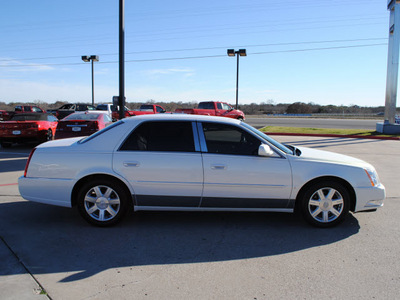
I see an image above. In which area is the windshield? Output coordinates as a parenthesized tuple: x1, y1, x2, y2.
(241, 122, 293, 154)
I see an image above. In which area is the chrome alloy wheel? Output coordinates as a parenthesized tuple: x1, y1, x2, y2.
(83, 185, 121, 222)
(308, 187, 344, 223)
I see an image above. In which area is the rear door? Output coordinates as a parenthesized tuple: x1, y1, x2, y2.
(113, 120, 203, 208)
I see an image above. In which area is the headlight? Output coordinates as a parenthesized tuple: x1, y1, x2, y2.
(364, 168, 380, 187)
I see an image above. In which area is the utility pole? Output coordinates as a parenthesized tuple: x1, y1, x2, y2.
(118, 0, 125, 119)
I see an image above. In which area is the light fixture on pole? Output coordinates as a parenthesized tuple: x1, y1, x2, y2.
(227, 49, 246, 109)
(81, 55, 99, 106)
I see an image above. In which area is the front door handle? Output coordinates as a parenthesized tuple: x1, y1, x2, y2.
(211, 164, 227, 170)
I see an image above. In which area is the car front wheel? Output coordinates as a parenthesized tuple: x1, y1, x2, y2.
(300, 181, 350, 227)
(77, 179, 131, 226)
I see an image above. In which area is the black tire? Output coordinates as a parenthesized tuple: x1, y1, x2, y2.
(77, 178, 132, 226)
(46, 129, 53, 141)
(300, 180, 350, 228)
(237, 117, 244, 121)
(0, 141, 12, 148)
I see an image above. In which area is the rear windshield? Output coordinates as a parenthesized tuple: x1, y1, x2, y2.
(64, 113, 101, 121)
(79, 120, 124, 144)
(198, 102, 214, 109)
(12, 114, 47, 121)
(139, 105, 153, 111)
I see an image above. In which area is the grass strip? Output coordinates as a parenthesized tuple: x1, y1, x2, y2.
(259, 126, 400, 138)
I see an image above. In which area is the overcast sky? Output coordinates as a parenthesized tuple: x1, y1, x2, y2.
(0, 0, 390, 107)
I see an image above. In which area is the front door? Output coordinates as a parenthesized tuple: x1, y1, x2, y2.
(199, 122, 292, 209)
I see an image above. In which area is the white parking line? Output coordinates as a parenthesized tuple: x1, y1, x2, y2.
(0, 157, 28, 162)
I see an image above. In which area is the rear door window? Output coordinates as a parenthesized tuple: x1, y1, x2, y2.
(120, 121, 195, 152)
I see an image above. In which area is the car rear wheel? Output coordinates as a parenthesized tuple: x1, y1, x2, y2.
(77, 179, 131, 226)
(300, 181, 350, 227)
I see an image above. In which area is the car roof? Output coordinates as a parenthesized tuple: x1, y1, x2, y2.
(121, 113, 241, 124)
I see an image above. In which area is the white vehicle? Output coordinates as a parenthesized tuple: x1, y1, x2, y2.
(18, 114, 385, 227)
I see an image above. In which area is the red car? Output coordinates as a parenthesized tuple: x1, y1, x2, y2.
(55, 111, 113, 139)
(0, 113, 58, 148)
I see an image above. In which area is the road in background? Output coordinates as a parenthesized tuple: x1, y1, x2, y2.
(246, 117, 381, 130)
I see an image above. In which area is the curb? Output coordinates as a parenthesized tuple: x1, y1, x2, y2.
(262, 132, 400, 141)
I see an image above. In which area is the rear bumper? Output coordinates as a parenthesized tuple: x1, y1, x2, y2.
(18, 176, 73, 207)
(0, 132, 45, 144)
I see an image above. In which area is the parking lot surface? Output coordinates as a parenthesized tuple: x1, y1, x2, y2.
(0, 136, 399, 299)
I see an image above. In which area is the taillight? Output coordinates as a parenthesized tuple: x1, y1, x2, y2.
(24, 148, 36, 177)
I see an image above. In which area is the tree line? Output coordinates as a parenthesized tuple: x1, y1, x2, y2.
(0, 100, 397, 115)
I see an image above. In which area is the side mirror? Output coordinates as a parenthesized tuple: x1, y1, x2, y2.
(258, 144, 275, 157)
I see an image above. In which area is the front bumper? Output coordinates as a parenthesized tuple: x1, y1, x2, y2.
(354, 183, 385, 212)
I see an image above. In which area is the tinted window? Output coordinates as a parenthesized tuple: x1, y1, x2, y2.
(120, 121, 195, 152)
(104, 114, 112, 122)
(198, 102, 214, 109)
(222, 103, 232, 110)
(140, 105, 153, 111)
(202, 122, 261, 156)
(96, 104, 107, 111)
(61, 104, 74, 109)
(217, 103, 222, 109)
(47, 115, 58, 122)
(32, 106, 42, 112)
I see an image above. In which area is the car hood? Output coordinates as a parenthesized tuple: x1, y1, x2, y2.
(294, 146, 372, 168)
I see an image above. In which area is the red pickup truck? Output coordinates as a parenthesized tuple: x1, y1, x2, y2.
(0, 105, 46, 121)
(130, 104, 167, 116)
(175, 101, 245, 120)
(97, 104, 167, 120)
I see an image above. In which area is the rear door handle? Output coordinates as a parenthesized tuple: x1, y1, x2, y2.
(211, 164, 227, 170)
(123, 161, 140, 167)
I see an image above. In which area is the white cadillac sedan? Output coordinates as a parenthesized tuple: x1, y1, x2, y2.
(19, 114, 385, 227)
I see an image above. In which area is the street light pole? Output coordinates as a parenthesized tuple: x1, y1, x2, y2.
(81, 55, 99, 106)
(227, 49, 246, 109)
